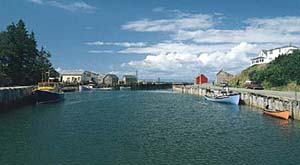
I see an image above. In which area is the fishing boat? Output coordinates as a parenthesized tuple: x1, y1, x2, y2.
(32, 80, 64, 104)
(120, 86, 131, 91)
(263, 110, 289, 120)
(204, 93, 240, 105)
(79, 85, 94, 91)
(99, 87, 113, 91)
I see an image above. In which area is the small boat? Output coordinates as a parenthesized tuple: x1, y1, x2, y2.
(120, 86, 131, 91)
(79, 85, 94, 91)
(32, 81, 64, 104)
(263, 110, 289, 120)
(204, 93, 240, 105)
(99, 87, 113, 91)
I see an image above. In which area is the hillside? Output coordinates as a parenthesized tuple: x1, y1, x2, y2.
(229, 50, 300, 90)
(229, 64, 267, 87)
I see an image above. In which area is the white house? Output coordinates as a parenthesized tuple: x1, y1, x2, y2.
(60, 70, 98, 84)
(251, 45, 298, 65)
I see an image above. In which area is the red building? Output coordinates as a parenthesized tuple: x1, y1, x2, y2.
(195, 74, 208, 84)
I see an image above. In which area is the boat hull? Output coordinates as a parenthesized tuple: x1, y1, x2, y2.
(263, 110, 289, 120)
(33, 90, 64, 104)
(99, 87, 113, 91)
(120, 86, 131, 91)
(79, 85, 93, 91)
(204, 94, 240, 105)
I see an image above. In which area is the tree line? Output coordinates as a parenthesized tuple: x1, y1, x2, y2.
(0, 20, 58, 86)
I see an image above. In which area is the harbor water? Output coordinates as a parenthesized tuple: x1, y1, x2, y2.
(1, 90, 300, 164)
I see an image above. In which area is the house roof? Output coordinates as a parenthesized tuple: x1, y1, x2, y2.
(251, 56, 265, 60)
(60, 70, 85, 75)
(267, 45, 298, 51)
(104, 74, 119, 79)
(123, 75, 137, 79)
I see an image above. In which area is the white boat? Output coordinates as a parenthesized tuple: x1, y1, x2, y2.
(204, 93, 240, 105)
(120, 86, 131, 91)
(99, 87, 113, 91)
(79, 85, 94, 91)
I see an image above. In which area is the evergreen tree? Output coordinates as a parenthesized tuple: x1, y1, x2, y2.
(0, 19, 58, 86)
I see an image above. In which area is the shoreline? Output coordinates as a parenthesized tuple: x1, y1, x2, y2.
(173, 84, 300, 120)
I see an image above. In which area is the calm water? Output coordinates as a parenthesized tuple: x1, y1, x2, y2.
(1, 90, 300, 164)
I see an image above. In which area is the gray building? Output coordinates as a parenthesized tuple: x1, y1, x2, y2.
(103, 74, 119, 87)
(98, 74, 105, 85)
(123, 75, 137, 85)
(60, 70, 98, 84)
(216, 69, 234, 85)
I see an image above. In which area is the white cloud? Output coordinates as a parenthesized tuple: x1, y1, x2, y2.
(29, 0, 97, 12)
(152, 7, 165, 12)
(48, 1, 96, 12)
(125, 42, 257, 80)
(175, 16, 300, 44)
(122, 13, 214, 32)
(28, 0, 43, 4)
(97, 10, 300, 80)
(86, 41, 147, 47)
(119, 42, 236, 54)
(88, 50, 114, 54)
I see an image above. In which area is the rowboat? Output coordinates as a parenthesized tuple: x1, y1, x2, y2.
(263, 110, 289, 120)
(204, 93, 240, 105)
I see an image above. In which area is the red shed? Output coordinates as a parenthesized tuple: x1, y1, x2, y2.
(195, 74, 208, 84)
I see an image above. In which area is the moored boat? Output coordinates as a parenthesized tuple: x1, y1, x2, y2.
(263, 110, 289, 120)
(79, 85, 94, 91)
(99, 87, 113, 91)
(120, 86, 131, 91)
(33, 81, 64, 104)
(204, 93, 240, 105)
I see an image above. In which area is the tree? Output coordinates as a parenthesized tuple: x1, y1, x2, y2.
(0, 19, 58, 86)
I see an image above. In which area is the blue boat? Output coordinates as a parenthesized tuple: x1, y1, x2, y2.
(204, 93, 240, 105)
(33, 82, 64, 104)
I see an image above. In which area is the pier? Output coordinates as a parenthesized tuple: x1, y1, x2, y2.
(173, 84, 300, 120)
(0, 86, 35, 111)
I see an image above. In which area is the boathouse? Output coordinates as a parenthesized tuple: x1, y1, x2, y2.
(195, 74, 208, 85)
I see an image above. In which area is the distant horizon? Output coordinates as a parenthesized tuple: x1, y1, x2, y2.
(1, 0, 300, 81)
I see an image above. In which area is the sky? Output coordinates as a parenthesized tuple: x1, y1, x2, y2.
(1, 0, 300, 81)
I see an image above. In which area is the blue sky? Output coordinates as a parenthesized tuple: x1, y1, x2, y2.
(1, 0, 300, 81)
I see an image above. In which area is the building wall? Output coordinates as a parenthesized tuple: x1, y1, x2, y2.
(98, 74, 105, 84)
(195, 74, 208, 85)
(123, 77, 137, 85)
(61, 75, 82, 83)
(103, 75, 118, 86)
(216, 71, 233, 85)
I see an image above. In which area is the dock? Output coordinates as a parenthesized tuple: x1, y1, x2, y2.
(0, 86, 35, 111)
(173, 84, 300, 120)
